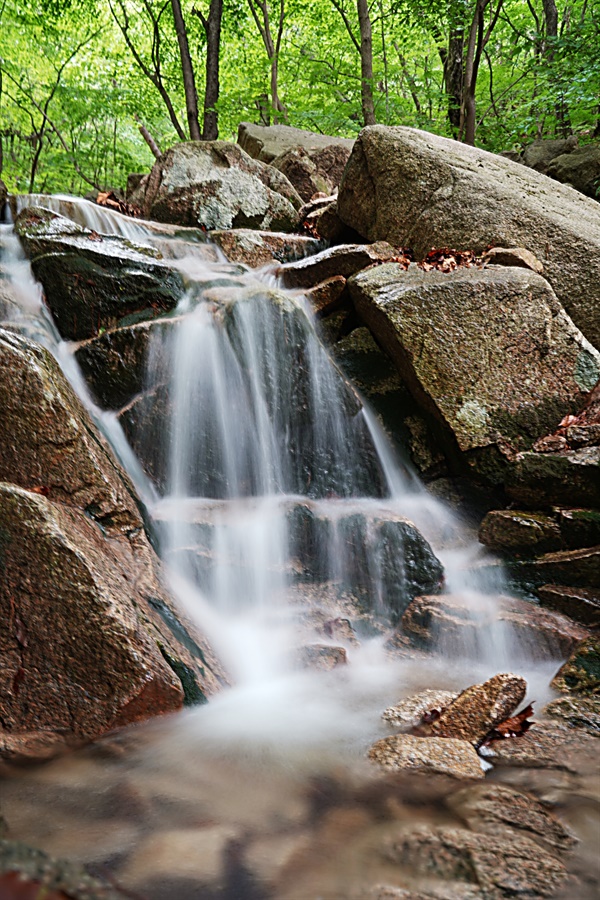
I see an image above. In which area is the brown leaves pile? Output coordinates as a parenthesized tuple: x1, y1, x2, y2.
(417, 247, 478, 272)
(96, 191, 142, 219)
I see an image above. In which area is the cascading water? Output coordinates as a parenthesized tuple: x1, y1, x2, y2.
(1, 194, 559, 726)
(3, 193, 594, 900)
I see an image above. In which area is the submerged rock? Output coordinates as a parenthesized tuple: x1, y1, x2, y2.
(0, 839, 129, 899)
(139, 141, 302, 231)
(368, 735, 484, 780)
(296, 643, 348, 670)
(15, 207, 184, 340)
(447, 784, 576, 853)
(337, 125, 600, 347)
(383, 826, 567, 898)
(348, 262, 600, 483)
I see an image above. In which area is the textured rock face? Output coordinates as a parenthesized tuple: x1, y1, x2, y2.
(210, 229, 320, 267)
(546, 143, 600, 200)
(383, 827, 567, 898)
(280, 242, 398, 289)
(271, 144, 353, 202)
(506, 447, 600, 508)
(537, 584, 600, 628)
(382, 690, 458, 730)
(0, 328, 223, 759)
(551, 636, 600, 695)
(367, 735, 484, 779)
(543, 694, 600, 734)
(237, 121, 354, 164)
(15, 207, 183, 341)
(140, 141, 302, 231)
(348, 263, 600, 482)
(337, 126, 600, 348)
(425, 673, 527, 745)
(401, 593, 588, 659)
(479, 510, 562, 554)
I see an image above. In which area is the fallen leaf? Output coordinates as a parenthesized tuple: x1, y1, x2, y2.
(481, 702, 535, 745)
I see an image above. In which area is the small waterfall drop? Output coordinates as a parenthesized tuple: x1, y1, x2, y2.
(1, 195, 560, 756)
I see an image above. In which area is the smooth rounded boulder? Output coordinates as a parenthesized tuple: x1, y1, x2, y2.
(338, 126, 600, 349)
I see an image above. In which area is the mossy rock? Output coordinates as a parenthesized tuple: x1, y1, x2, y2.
(551, 636, 600, 695)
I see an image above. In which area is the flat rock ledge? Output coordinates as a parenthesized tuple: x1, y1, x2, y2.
(368, 734, 484, 780)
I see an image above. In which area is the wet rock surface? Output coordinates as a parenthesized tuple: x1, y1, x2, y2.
(382, 826, 567, 898)
(296, 643, 348, 670)
(483, 720, 597, 772)
(551, 635, 600, 695)
(138, 141, 302, 231)
(279, 241, 398, 289)
(0, 327, 223, 759)
(382, 690, 459, 730)
(536, 584, 600, 628)
(15, 207, 184, 341)
(337, 125, 600, 348)
(210, 228, 320, 267)
(543, 695, 600, 735)
(348, 262, 600, 485)
(424, 673, 527, 745)
(400, 594, 588, 659)
(0, 839, 129, 899)
(368, 735, 484, 780)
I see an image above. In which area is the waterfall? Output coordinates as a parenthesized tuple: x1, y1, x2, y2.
(1, 195, 559, 755)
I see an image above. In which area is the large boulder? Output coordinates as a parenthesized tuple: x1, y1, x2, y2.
(348, 263, 600, 483)
(139, 141, 302, 231)
(546, 142, 600, 200)
(15, 207, 184, 341)
(337, 126, 600, 348)
(0, 328, 223, 759)
(521, 136, 579, 173)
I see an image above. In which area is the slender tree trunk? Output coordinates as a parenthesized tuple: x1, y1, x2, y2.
(357, 0, 375, 125)
(542, 0, 571, 136)
(445, 29, 464, 133)
(171, 0, 202, 140)
(202, 0, 223, 140)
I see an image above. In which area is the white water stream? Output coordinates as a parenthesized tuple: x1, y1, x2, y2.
(0, 195, 580, 899)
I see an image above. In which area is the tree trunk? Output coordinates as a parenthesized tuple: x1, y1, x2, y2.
(357, 0, 376, 125)
(171, 0, 202, 140)
(445, 28, 464, 133)
(202, 0, 223, 140)
(542, 0, 571, 136)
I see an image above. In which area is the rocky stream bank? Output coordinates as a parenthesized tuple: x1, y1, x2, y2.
(0, 123, 598, 898)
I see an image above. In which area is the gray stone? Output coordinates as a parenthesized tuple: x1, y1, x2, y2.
(536, 584, 600, 629)
(210, 228, 320, 267)
(348, 263, 599, 484)
(479, 510, 562, 554)
(368, 735, 484, 780)
(383, 826, 567, 898)
(337, 126, 600, 348)
(140, 141, 302, 232)
(425, 673, 527, 745)
(551, 636, 600, 695)
(237, 121, 354, 164)
(506, 447, 600, 509)
(543, 694, 600, 735)
(483, 720, 597, 772)
(15, 206, 183, 341)
(296, 643, 348, 670)
(382, 689, 458, 730)
(280, 241, 398, 290)
(482, 246, 544, 274)
(546, 143, 600, 200)
(401, 594, 588, 660)
(522, 136, 579, 173)
(447, 783, 577, 853)
(271, 143, 352, 201)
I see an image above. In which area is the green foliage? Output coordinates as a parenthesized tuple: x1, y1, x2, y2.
(0, 0, 598, 194)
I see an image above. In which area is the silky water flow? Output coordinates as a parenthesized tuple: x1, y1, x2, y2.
(0, 197, 576, 899)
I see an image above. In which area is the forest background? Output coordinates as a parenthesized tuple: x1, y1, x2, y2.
(1, 0, 598, 196)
